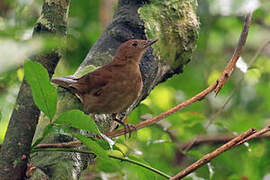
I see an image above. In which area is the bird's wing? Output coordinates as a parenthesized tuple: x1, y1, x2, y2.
(72, 68, 110, 94)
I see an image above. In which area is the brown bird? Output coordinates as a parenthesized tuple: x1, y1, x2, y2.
(52, 39, 158, 116)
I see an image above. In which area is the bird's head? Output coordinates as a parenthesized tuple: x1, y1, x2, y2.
(115, 38, 158, 63)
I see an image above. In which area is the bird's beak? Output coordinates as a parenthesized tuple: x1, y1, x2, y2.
(144, 38, 158, 48)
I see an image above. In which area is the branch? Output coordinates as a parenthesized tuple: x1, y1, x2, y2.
(34, 140, 82, 149)
(106, 12, 253, 138)
(236, 126, 270, 145)
(179, 132, 270, 150)
(170, 127, 270, 180)
(214, 12, 252, 94)
(0, 1, 70, 179)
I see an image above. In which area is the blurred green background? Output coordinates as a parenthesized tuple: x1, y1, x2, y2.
(1, 0, 270, 179)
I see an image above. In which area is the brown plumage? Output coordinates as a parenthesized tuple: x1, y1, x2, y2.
(52, 39, 158, 114)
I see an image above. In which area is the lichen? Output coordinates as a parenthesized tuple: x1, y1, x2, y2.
(46, 0, 69, 6)
(139, 0, 199, 69)
(89, 50, 114, 66)
(75, 51, 114, 77)
(37, 15, 53, 30)
(74, 65, 98, 78)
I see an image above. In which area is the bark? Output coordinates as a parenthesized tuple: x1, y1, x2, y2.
(30, 0, 199, 179)
(0, 0, 70, 180)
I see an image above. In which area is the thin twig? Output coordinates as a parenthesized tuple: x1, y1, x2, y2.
(236, 126, 270, 145)
(179, 132, 270, 150)
(170, 128, 256, 180)
(35, 141, 81, 149)
(31, 148, 172, 179)
(31, 147, 95, 155)
(248, 40, 270, 65)
(215, 12, 252, 94)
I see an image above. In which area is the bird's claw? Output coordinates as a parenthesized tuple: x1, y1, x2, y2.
(123, 123, 136, 139)
(112, 114, 136, 138)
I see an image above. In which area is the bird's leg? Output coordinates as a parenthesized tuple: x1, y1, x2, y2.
(112, 113, 136, 138)
(115, 119, 136, 139)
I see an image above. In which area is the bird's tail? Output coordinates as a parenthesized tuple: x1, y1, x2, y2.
(51, 76, 77, 89)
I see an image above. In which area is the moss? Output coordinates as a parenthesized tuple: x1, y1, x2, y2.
(139, 0, 199, 69)
(75, 51, 113, 77)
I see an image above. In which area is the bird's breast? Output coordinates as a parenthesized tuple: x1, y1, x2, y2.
(113, 68, 142, 97)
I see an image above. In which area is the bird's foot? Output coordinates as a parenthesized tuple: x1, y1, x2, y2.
(112, 116, 136, 138)
(123, 123, 136, 139)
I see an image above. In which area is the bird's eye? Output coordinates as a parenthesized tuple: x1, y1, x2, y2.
(132, 41, 138, 47)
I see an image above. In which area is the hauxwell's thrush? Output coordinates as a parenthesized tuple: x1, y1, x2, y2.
(52, 39, 158, 116)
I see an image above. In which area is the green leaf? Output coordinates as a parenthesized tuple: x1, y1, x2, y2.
(72, 133, 108, 159)
(92, 138, 112, 150)
(24, 61, 57, 119)
(54, 110, 100, 135)
(96, 156, 120, 173)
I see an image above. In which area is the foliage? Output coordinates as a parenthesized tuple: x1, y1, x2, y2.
(55, 110, 100, 134)
(24, 61, 57, 119)
(1, 0, 270, 180)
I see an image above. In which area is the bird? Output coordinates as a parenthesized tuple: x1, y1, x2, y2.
(51, 38, 158, 123)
